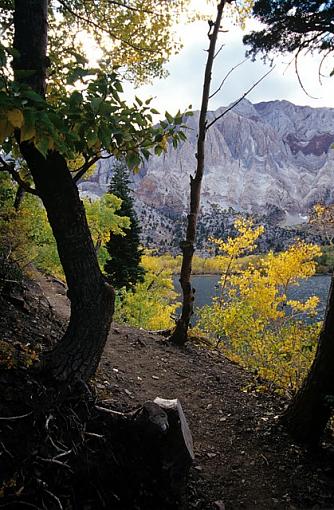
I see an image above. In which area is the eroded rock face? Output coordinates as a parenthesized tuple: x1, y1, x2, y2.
(78, 99, 334, 217)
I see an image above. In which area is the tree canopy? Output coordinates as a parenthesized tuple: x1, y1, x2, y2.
(243, 0, 334, 66)
(0, 0, 194, 85)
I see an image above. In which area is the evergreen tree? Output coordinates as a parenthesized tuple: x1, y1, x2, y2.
(243, 0, 334, 62)
(104, 161, 145, 290)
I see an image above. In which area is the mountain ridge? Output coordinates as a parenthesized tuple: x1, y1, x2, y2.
(78, 98, 334, 251)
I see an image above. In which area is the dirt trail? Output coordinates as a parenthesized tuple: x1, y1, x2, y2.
(2, 272, 334, 509)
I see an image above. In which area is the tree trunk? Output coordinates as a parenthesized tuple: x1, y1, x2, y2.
(170, 1, 226, 346)
(13, 0, 115, 383)
(282, 275, 334, 446)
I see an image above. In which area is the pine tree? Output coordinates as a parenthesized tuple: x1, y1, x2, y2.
(104, 161, 145, 290)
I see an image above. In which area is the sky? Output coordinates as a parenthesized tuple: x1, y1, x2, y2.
(123, 6, 334, 116)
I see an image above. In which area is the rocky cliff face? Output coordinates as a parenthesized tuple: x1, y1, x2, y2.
(78, 99, 334, 251)
(79, 99, 334, 216)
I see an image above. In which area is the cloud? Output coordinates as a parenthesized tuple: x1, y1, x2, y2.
(124, 18, 334, 115)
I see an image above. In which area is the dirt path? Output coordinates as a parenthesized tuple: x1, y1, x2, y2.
(2, 272, 334, 509)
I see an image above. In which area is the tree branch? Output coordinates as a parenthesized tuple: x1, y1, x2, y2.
(72, 155, 100, 183)
(57, 0, 156, 54)
(206, 66, 275, 131)
(209, 57, 249, 100)
(0, 156, 39, 196)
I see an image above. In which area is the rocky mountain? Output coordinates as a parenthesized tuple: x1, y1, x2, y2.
(78, 99, 334, 252)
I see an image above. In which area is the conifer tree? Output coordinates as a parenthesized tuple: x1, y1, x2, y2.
(104, 161, 145, 290)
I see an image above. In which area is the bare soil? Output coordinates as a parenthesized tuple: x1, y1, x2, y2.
(1, 271, 334, 509)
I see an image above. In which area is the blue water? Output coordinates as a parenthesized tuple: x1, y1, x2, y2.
(174, 274, 332, 322)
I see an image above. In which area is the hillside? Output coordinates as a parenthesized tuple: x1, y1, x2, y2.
(2, 272, 334, 509)
(78, 99, 334, 253)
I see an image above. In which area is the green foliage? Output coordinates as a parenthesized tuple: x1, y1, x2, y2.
(114, 254, 179, 330)
(197, 218, 323, 394)
(104, 160, 145, 290)
(0, 174, 129, 280)
(0, 68, 192, 167)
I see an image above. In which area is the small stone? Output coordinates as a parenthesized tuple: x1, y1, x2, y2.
(213, 501, 225, 510)
(152, 375, 159, 380)
(124, 389, 132, 396)
(113, 368, 119, 373)
(137, 376, 143, 381)
(194, 465, 202, 471)
(207, 452, 217, 458)
(206, 403, 213, 409)
(96, 383, 105, 389)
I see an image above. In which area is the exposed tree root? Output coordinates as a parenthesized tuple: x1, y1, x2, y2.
(0, 368, 192, 509)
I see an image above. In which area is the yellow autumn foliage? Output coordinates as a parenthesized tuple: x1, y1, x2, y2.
(198, 219, 322, 394)
(114, 254, 179, 331)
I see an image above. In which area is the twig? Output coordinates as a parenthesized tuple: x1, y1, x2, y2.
(209, 57, 249, 100)
(206, 66, 275, 130)
(43, 489, 63, 510)
(0, 441, 14, 458)
(36, 456, 73, 472)
(294, 48, 319, 100)
(0, 502, 43, 509)
(0, 156, 39, 196)
(0, 411, 32, 421)
(82, 431, 104, 439)
(95, 405, 125, 416)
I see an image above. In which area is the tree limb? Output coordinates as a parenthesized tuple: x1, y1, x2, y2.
(0, 156, 39, 196)
(209, 57, 249, 100)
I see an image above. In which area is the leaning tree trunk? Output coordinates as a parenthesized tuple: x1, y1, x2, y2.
(282, 275, 334, 446)
(13, 0, 114, 383)
(170, 0, 227, 346)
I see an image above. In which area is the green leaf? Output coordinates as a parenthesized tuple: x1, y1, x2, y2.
(126, 150, 141, 170)
(165, 111, 173, 124)
(69, 91, 83, 106)
(35, 135, 49, 158)
(141, 148, 150, 160)
(90, 97, 103, 114)
(86, 130, 98, 148)
(114, 81, 123, 93)
(135, 96, 143, 106)
(23, 90, 45, 103)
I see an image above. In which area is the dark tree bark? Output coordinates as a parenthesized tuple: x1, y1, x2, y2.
(170, 0, 227, 346)
(282, 275, 334, 446)
(12, 0, 114, 383)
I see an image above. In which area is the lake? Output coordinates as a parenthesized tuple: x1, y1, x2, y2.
(173, 274, 332, 322)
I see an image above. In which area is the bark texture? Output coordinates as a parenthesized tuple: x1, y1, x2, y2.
(170, 1, 226, 346)
(13, 0, 114, 383)
(282, 275, 334, 445)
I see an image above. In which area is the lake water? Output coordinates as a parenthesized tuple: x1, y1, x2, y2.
(174, 274, 332, 322)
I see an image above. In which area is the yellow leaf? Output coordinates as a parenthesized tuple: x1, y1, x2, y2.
(20, 124, 36, 142)
(7, 108, 24, 128)
(47, 137, 55, 150)
(0, 117, 14, 143)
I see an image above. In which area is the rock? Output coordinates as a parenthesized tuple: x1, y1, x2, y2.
(78, 99, 334, 254)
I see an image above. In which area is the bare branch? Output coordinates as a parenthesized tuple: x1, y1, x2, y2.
(294, 48, 319, 100)
(0, 411, 32, 420)
(206, 66, 275, 131)
(72, 156, 100, 183)
(209, 57, 249, 100)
